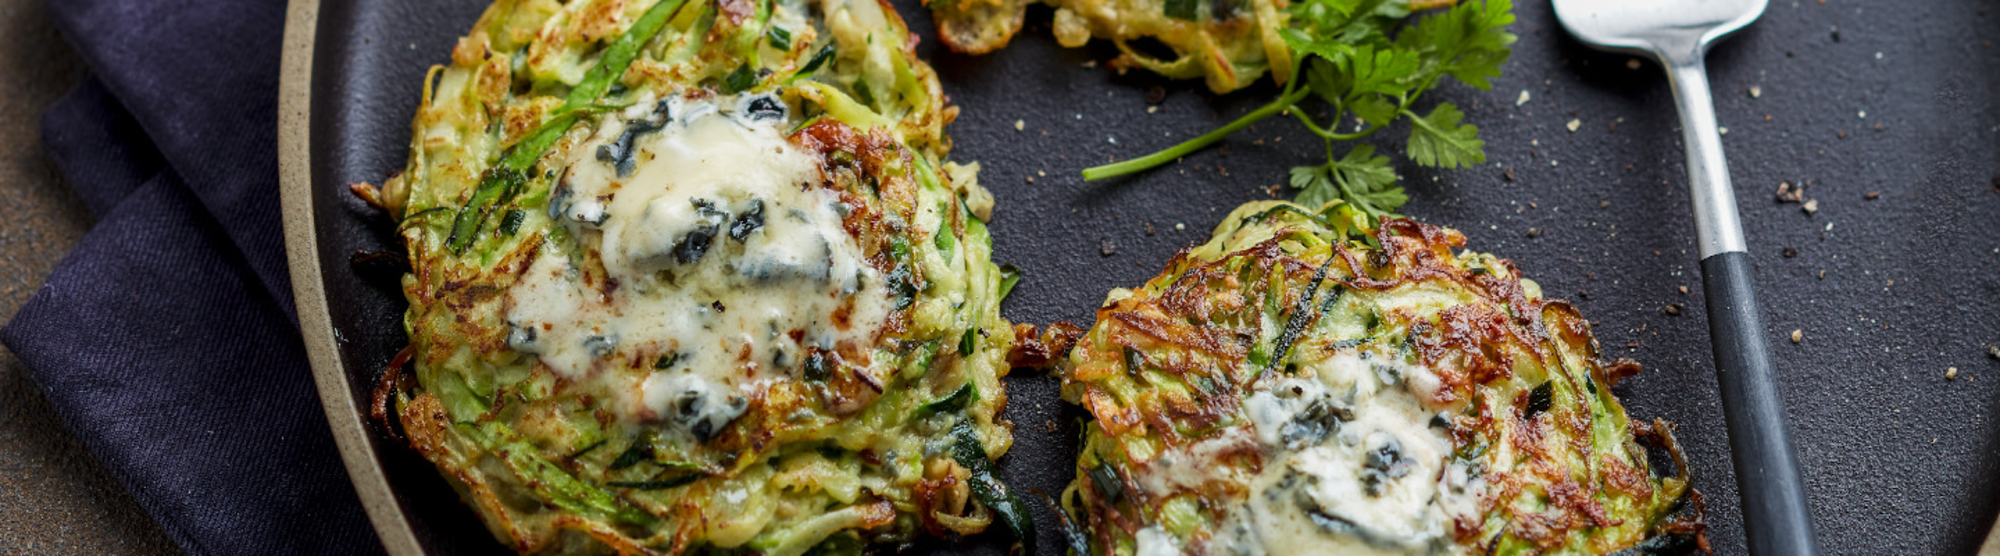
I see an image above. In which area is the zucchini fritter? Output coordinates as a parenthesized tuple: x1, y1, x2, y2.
(927, 0, 1298, 92)
(368, 0, 1022, 553)
(1057, 202, 1705, 555)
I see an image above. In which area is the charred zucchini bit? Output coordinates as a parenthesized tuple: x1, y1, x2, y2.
(610, 441, 654, 470)
(1525, 380, 1554, 418)
(567, 439, 608, 460)
(654, 352, 681, 369)
(958, 328, 979, 355)
(1087, 464, 1123, 504)
(949, 421, 1037, 554)
(997, 264, 1021, 301)
(915, 383, 979, 418)
(888, 265, 919, 310)
(787, 45, 835, 84)
(1036, 491, 1094, 556)
(1268, 257, 1344, 370)
(498, 209, 526, 235)
(1164, 0, 1199, 20)
(723, 63, 758, 94)
(728, 199, 766, 242)
(766, 26, 792, 50)
(850, 79, 877, 108)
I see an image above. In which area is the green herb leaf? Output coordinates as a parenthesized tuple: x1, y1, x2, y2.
(1085, 0, 1512, 220)
(1405, 102, 1485, 169)
(1164, 0, 1200, 21)
(1330, 145, 1402, 215)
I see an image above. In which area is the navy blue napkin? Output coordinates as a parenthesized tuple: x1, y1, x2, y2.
(2, 0, 382, 554)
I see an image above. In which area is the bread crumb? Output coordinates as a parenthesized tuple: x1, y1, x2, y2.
(1790, 329, 1803, 343)
(1947, 367, 1959, 380)
(1567, 119, 1581, 133)
(1749, 86, 1762, 98)
(1014, 119, 1025, 131)
(1516, 90, 1531, 106)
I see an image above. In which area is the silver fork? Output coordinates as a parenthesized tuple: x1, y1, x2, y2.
(1550, 0, 1818, 554)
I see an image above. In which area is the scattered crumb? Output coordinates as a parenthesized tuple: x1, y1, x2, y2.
(1858, 110, 1867, 119)
(1783, 246, 1798, 258)
(1718, 126, 1729, 135)
(1144, 222, 1156, 235)
(1662, 303, 1683, 316)
(1145, 85, 1167, 104)
(1516, 90, 1531, 106)
(1790, 329, 1803, 343)
(1147, 105, 1158, 114)
(1263, 184, 1283, 197)
(1099, 239, 1116, 257)
(1864, 191, 1880, 200)
(1749, 86, 1762, 98)
(1502, 168, 1516, 182)
(1802, 199, 1819, 214)
(1626, 58, 1641, 70)
(1818, 270, 1826, 279)
(1081, 60, 1097, 68)
(1838, 131, 1848, 139)
(1014, 119, 1025, 131)
(1566, 119, 1581, 133)
(1525, 227, 1542, 238)
(1038, 170, 1046, 177)
(1948, 367, 1959, 380)
(1678, 286, 1689, 295)
(1175, 223, 1186, 231)
(1025, 175, 1035, 183)
(1775, 181, 1804, 202)
(1988, 344, 2000, 360)
(1873, 123, 1884, 132)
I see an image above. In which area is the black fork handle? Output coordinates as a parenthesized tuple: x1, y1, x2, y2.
(1701, 251, 1819, 555)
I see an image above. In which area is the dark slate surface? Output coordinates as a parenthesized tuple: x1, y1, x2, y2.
(309, 0, 2000, 554)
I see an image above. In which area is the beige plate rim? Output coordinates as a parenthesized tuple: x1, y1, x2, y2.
(279, 0, 425, 553)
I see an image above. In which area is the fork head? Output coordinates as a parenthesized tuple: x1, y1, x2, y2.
(1551, 0, 1766, 63)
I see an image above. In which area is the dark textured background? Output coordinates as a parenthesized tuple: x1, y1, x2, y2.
(305, 0, 2000, 554)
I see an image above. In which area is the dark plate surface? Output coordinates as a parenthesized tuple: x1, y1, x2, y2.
(303, 0, 2000, 553)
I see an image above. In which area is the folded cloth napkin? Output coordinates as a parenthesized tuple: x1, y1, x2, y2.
(2, 0, 382, 554)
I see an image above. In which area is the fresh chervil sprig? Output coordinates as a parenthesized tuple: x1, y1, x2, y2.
(1081, 0, 1514, 223)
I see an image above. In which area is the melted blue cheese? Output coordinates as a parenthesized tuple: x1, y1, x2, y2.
(1139, 352, 1483, 555)
(505, 93, 892, 436)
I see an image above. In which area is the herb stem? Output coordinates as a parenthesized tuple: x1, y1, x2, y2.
(1082, 86, 1311, 181)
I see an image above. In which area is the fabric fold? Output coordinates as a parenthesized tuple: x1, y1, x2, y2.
(3, 0, 388, 553)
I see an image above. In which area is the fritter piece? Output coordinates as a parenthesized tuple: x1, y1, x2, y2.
(370, 0, 1022, 553)
(1056, 201, 1705, 555)
(928, 0, 1298, 93)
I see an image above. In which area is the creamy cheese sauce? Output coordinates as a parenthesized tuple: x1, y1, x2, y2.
(504, 92, 892, 438)
(1137, 352, 1483, 555)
